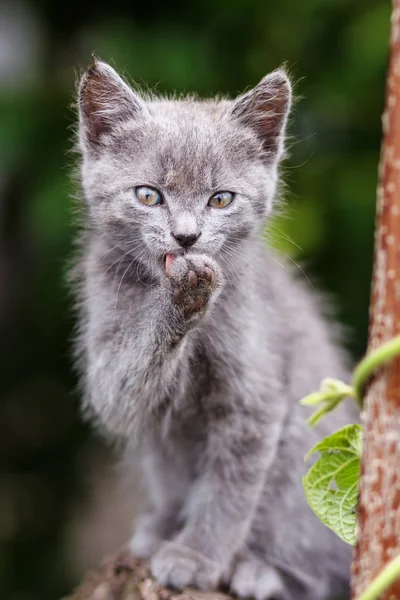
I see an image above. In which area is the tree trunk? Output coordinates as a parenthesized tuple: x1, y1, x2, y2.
(351, 1, 400, 597)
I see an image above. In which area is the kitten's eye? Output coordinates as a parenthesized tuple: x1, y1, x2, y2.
(208, 191, 234, 209)
(135, 186, 163, 206)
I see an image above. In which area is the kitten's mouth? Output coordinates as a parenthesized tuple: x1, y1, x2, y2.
(164, 253, 176, 273)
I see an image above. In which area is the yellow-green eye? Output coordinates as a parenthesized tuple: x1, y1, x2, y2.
(135, 186, 163, 206)
(208, 191, 234, 209)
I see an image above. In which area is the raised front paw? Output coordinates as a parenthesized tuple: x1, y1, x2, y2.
(151, 541, 221, 591)
(166, 254, 223, 320)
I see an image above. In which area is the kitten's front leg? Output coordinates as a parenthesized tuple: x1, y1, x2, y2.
(83, 253, 222, 437)
(151, 404, 283, 592)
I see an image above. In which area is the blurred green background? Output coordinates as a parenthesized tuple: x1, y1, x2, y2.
(0, 0, 389, 598)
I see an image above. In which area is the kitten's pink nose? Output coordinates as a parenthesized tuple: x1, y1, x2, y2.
(171, 232, 201, 249)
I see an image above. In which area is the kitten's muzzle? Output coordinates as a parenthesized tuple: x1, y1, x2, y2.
(170, 231, 201, 249)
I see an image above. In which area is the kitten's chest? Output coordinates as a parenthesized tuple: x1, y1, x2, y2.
(158, 352, 214, 447)
(161, 387, 207, 441)
(156, 401, 206, 479)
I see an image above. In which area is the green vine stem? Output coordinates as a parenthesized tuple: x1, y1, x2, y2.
(352, 334, 400, 407)
(356, 553, 400, 600)
(300, 335, 400, 425)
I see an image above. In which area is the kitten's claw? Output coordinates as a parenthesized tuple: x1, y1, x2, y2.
(188, 269, 198, 287)
(151, 541, 221, 591)
(204, 267, 213, 282)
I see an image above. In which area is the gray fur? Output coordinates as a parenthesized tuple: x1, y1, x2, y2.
(71, 59, 355, 600)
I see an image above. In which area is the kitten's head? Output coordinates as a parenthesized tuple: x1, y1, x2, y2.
(77, 59, 291, 276)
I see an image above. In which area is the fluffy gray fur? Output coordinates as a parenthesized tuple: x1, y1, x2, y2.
(72, 59, 356, 600)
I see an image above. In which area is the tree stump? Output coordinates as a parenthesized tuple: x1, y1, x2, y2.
(63, 550, 232, 600)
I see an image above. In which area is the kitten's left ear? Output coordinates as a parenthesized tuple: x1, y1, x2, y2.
(78, 59, 147, 149)
(230, 69, 292, 161)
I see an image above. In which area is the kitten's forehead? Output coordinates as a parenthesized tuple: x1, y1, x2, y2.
(152, 100, 241, 193)
(117, 99, 261, 195)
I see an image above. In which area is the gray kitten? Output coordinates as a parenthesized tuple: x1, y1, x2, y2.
(72, 59, 355, 600)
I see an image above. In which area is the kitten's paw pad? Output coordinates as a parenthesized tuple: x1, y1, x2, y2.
(230, 558, 287, 600)
(167, 255, 222, 319)
(151, 541, 221, 591)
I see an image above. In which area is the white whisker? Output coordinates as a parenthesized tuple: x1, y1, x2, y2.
(90, 243, 144, 294)
(265, 228, 303, 252)
(114, 257, 136, 309)
(272, 247, 314, 289)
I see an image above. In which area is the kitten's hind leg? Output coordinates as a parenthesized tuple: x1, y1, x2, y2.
(130, 509, 182, 559)
(129, 435, 189, 560)
(228, 551, 289, 600)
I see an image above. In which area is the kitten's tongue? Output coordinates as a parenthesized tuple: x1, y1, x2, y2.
(165, 253, 176, 273)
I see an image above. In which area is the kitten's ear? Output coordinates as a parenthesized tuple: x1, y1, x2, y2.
(78, 59, 146, 148)
(230, 69, 292, 161)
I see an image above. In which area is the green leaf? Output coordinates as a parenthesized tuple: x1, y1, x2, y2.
(300, 378, 355, 426)
(302, 424, 362, 545)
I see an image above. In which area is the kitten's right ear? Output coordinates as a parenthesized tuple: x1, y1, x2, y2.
(78, 59, 147, 149)
(230, 69, 292, 162)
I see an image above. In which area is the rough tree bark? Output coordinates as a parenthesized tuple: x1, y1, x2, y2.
(351, 1, 400, 598)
